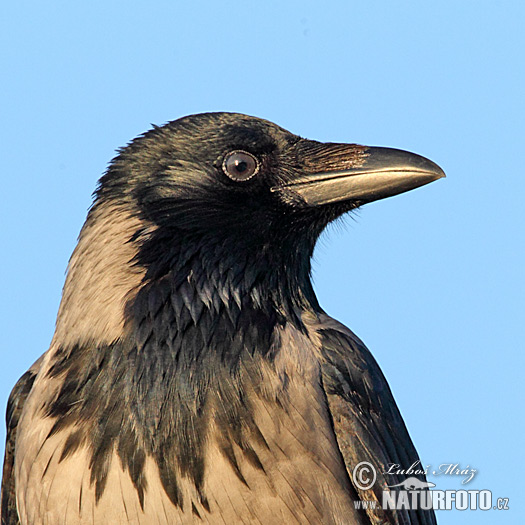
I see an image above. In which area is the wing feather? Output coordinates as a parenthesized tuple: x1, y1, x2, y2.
(2, 356, 44, 525)
(317, 315, 436, 525)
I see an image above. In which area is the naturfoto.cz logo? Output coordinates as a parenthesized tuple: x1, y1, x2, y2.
(352, 461, 510, 512)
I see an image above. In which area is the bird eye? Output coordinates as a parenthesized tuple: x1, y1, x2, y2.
(222, 150, 259, 181)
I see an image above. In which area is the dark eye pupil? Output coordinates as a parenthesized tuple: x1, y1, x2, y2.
(223, 151, 259, 181)
(235, 161, 247, 173)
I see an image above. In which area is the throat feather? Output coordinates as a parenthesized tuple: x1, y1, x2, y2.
(44, 273, 291, 512)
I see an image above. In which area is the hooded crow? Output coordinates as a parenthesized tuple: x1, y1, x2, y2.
(1, 113, 444, 524)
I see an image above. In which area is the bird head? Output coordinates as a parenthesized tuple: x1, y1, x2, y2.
(102, 112, 443, 276)
(56, 113, 444, 345)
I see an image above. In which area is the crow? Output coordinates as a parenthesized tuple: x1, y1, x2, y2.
(1, 112, 444, 524)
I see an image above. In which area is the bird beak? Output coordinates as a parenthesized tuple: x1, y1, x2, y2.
(279, 145, 445, 206)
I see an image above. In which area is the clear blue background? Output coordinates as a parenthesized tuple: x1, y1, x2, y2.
(1, 2, 523, 523)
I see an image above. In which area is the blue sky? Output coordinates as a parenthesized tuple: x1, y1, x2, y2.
(1, 2, 523, 522)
